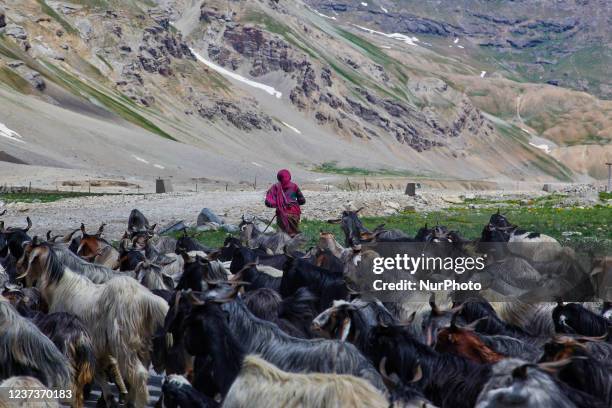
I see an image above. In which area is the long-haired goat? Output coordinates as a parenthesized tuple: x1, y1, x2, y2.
(223, 355, 389, 408)
(17, 240, 168, 407)
(7, 289, 95, 408)
(0, 296, 72, 390)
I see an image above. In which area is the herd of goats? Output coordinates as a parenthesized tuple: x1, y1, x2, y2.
(0, 207, 610, 408)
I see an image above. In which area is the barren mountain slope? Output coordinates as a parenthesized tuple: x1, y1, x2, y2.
(0, 0, 607, 184)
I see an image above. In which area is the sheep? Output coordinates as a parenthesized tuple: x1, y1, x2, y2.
(17, 240, 168, 407)
(222, 355, 390, 408)
(0, 297, 72, 391)
(0, 376, 59, 407)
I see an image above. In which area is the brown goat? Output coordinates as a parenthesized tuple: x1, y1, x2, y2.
(435, 316, 504, 364)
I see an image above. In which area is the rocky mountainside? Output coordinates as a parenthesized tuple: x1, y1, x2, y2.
(307, 0, 612, 99)
(0, 0, 609, 185)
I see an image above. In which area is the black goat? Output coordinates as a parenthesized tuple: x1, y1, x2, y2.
(553, 302, 611, 338)
(244, 287, 318, 338)
(366, 324, 491, 408)
(280, 256, 347, 311)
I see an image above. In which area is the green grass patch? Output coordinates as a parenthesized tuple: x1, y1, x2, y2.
(312, 161, 416, 177)
(565, 134, 610, 146)
(462, 193, 569, 207)
(599, 192, 612, 201)
(0, 191, 112, 203)
(0, 66, 33, 93)
(36, 0, 78, 34)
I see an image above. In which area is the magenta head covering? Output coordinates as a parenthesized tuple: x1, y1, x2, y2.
(277, 169, 292, 188)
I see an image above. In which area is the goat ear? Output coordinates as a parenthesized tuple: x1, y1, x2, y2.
(429, 293, 440, 316)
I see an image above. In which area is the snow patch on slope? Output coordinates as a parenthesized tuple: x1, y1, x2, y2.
(190, 47, 282, 98)
(352, 24, 420, 46)
(282, 121, 302, 134)
(0, 123, 25, 143)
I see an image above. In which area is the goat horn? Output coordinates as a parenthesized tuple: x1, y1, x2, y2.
(46, 230, 52, 241)
(536, 358, 575, 374)
(463, 316, 489, 331)
(410, 363, 423, 383)
(80, 223, 86, 234)
(450, 312, 459, 330)
(23, 217, 32, 232)
(0, 209, 6, 216)
(97, 223, 106, 236)
(62, 228, 80, 243)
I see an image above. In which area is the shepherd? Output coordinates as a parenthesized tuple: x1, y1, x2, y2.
(265, 169, 306, 237)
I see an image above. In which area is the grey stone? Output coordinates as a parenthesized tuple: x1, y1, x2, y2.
(197, 208, 223, 225)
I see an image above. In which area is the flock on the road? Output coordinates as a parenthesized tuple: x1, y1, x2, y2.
(0, 207, 610, 408)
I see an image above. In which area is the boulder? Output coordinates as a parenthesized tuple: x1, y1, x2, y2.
(197, 208, 223, 225)
(159, 220, 186, 235)
(221, 224, 239, 233)
(5, 25, 27, 40)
